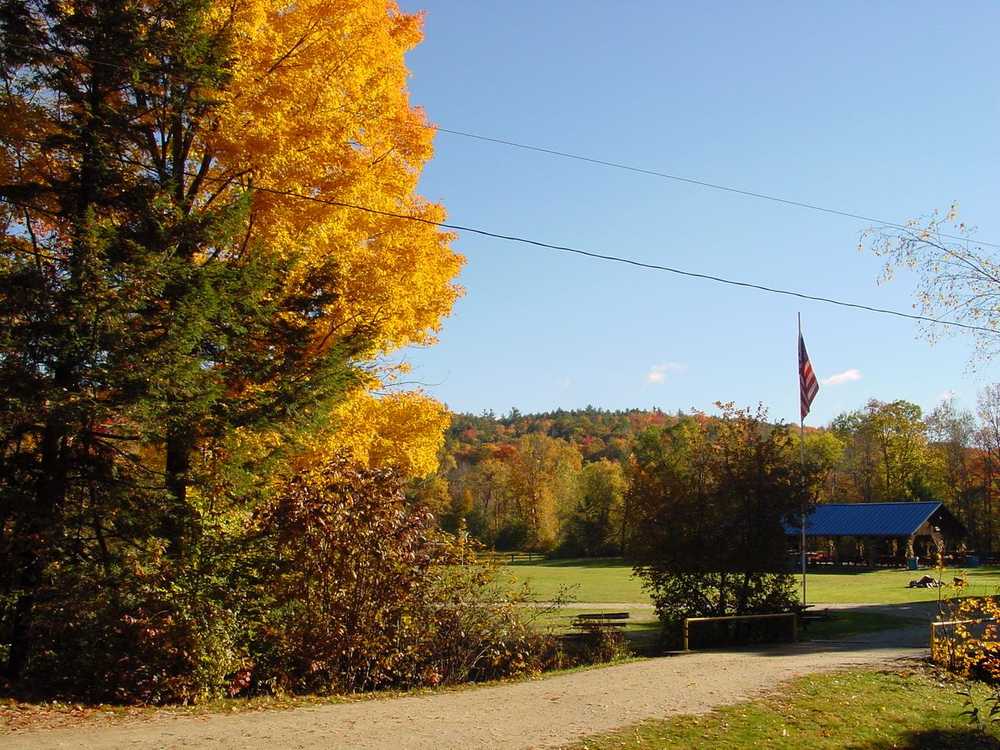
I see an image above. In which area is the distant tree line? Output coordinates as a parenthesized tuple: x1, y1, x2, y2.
(421, 391, 1000, 556)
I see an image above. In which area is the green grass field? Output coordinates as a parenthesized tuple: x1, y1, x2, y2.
(500, 558, 646, 603)
(568, 669, 1000, 749)
(501, 558, 1000, 605)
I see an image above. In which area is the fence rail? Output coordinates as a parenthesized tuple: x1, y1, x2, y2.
(930, 617, 998, 662)
(475, 551, 543, 564)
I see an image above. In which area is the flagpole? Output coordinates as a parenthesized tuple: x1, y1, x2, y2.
(799, 313, 807, 607)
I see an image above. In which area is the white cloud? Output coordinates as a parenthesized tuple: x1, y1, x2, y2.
(646, 362, 687, 384)
(821, 368, 862, 386)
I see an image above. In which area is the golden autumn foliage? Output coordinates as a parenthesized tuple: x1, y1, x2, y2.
(0, 0, 502, 702)
(1, 1, 460, 477)
(932, 594, 1000, 681)
(208, 0, 462, 356)
(200, 0, 462, 475)
(325, 388, 451, 478)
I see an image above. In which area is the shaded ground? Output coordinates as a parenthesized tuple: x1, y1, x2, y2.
(4, 624, 929, 750)
(530, 601, 931, 651)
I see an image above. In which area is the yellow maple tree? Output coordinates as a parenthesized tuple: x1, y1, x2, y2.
(203, 0, 461, 475)
(209, 0, 462, 354)
(326, 389, 450, 477)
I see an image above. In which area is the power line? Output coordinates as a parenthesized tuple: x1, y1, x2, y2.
(248, 183, 1000, 337)
(5, 39, 997, 248)
(5, 146, 998, 336)
(4, 41, 997, 334)
(418, 122, 1000, 250)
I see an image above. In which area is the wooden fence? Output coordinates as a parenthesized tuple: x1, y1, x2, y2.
(476, 551, 544, 564)
(682, 612, 798, 651)
(930, 617, 998, 668)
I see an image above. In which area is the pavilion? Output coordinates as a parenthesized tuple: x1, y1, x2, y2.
(785, 501, 967, 567)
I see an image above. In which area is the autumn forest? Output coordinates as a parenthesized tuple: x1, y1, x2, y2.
(423, 394, 1000, 557)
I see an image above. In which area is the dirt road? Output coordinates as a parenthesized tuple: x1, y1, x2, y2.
(3, 625, 927, 750)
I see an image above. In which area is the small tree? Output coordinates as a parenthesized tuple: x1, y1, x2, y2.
(628, 404, 802, 633)
(561, 460, 626, 556)
(862, 204, 1000, 363)
(506, 434, 581, 551)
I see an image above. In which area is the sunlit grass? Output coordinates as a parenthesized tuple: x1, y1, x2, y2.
(569, 669, 1000, 749)
(501, 558, 1000, 605)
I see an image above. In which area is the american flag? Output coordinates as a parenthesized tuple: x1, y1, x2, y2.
(799, 333, 819, 420)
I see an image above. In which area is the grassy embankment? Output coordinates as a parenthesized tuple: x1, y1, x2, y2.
(569, 669, 1000, 749)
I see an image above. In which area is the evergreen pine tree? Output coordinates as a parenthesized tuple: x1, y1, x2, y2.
(0, 0, 364, 688)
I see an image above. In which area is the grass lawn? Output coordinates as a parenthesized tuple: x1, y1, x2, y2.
(500, 558, 647, 603)
(527, 605, 917, 654)
(569, 669, 1000, 749)
(501, 558, 1000, 605)
(807, 566, 1000, 604)
(527, 605, 912, 638)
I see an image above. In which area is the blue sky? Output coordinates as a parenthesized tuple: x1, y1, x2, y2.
(395, 1, 1000, 426)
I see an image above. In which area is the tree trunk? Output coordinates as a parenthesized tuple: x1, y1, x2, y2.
(6, 418, 67, 679)
(987, 455, 994, 556)
(165, 429, 194, 557)
(620, 492, 630, 556)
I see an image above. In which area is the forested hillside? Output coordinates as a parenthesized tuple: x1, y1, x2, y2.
(418, 395, 1000, 556)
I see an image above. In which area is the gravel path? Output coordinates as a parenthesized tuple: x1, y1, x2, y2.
(2, 626, 928, 750)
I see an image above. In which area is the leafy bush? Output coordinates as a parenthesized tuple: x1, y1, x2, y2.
(571, 626, 630, 664)
(248, 458, 558, 694)
(2, 457, 556, 704)
(933, 596, 1000, 682)
(9, 555, 248, 704)
(628, 405, 803, 645)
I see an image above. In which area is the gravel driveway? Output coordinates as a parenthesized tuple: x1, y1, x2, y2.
(2, 625, 928, 750)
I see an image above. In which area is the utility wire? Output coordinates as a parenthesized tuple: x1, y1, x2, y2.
(4, 40, 998, 334)
(4, 38, 996, 248)
(396, 120, 999, 250)
(246, 183, 1000, 336)
(6, 42, 999, 256)
(5, 148, 998, 336)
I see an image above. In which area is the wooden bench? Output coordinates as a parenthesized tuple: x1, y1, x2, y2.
(799, 608, 830, 628)
(571, 612, 630, 630)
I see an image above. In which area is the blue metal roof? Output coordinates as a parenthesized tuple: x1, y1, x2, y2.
(785, 501, 943, 537)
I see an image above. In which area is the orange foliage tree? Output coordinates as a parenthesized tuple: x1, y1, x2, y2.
(0, 0, 464, 698)
(201, 0, 463, 473)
